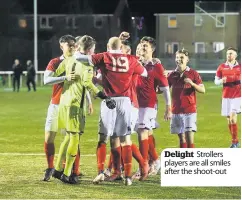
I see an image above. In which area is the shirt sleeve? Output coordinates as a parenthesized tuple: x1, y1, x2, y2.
(46, 59, 58, 71)
(194, 71, 203, 85)
(133, 58, 145, 75)
(154, 63, 169, 87)
(86, 90, 92, 105)
(91, 53, 104, 68)
(216, 65, 222, 78)
(83, 66, 100, 95)
(167, 72, 172, 87)
(44, 70, 66, 85)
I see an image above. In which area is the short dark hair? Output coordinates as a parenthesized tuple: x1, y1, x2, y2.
(176, 48, 189, 57)
(140, 36, 156, 51)
(227, 47, 238, 53)
(75, 36, 83, 43)
(59, 35, 76, 44)
(121, 40, 131, 48)
(78, 35, 96, 51)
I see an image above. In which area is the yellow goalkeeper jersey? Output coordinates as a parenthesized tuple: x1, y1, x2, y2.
(55, 56, 99, 108)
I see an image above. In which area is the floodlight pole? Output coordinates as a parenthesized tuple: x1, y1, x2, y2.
(34, 0, 38, 73)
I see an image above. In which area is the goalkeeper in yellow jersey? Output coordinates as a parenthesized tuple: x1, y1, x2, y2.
(52, 35, 116, 184)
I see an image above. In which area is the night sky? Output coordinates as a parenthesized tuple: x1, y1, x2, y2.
(13, 0, 231, 37)
(16, 0, 199, 14)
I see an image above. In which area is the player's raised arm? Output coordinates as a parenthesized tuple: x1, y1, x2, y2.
(119, 31, 130, 41)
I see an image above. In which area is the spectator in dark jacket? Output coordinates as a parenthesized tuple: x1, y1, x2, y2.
(26, 60, 36, 91)
(12, 59, 23, 92)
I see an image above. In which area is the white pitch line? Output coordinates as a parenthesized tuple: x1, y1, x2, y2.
(0, 153, 96, 156)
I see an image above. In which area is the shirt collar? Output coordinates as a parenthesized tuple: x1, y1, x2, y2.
(142, 59, 154, 66)
(225, 61, 239, 67)
(175, 66, 190, 72)
(108, 50, 122, 54)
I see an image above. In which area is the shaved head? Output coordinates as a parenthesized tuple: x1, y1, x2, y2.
(107, 37, 122, 50)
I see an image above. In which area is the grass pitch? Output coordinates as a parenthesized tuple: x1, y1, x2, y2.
(0, 82, 240, 199)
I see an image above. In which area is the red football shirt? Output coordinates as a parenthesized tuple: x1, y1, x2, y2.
(216, 62, 241, 98)
(136, 61, 168, 108)
(168, 66, 203, 114)
(131, 74, 139, 108)
(46, 56, 64, 104)
(91, 52, 145, 98)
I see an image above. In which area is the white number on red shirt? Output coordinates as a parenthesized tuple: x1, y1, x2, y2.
(110, 56, 129, 72)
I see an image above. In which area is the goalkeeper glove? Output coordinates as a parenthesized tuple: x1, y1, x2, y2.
(96, 91, 116, 109)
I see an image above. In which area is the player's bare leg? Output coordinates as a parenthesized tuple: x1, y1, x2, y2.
(227, 113, 239, 148)
(178, 133, 187, 148)
(105, 136, 122, 181)
(185, 131, 195, 148)
(93, 134, 109, 184)
(43, 131, 56, 181)
(120, 135, 133, 186)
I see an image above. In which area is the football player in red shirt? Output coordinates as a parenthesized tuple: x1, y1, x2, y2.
(168, 49, 205, 148)
(136, 36, 172, 175)
(75, 36, 147, 186)
(43, 35, 94, 181)
(105, 38, 149, 182)
(215, 47, 241, 148)
(42, 35, 77, 181)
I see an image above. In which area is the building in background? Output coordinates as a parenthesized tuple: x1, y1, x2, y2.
(155, 12, 240, 56)
(154, 11, 241, 80)
(0, 0, 132, 71)
(1, 14, 123, 71)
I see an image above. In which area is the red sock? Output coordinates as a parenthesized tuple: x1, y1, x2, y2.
(111, 146, 121, 174)
(107, 152, 113, 170)
(44, 142, 55, 168)
(139, 139, 149, 162)
(97, 142, 106, 173)
(188, 143, 195, 148)
(122, 145, 132, 177)
(148, 135, 159, 161)
(132, 143, 145, 168)
(121, 147, 124, 170)
(180, 143, 187, 148)
(73, 146, 80, 175)
(228, 124, 232, 133)
(231, 123, 239, 144)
